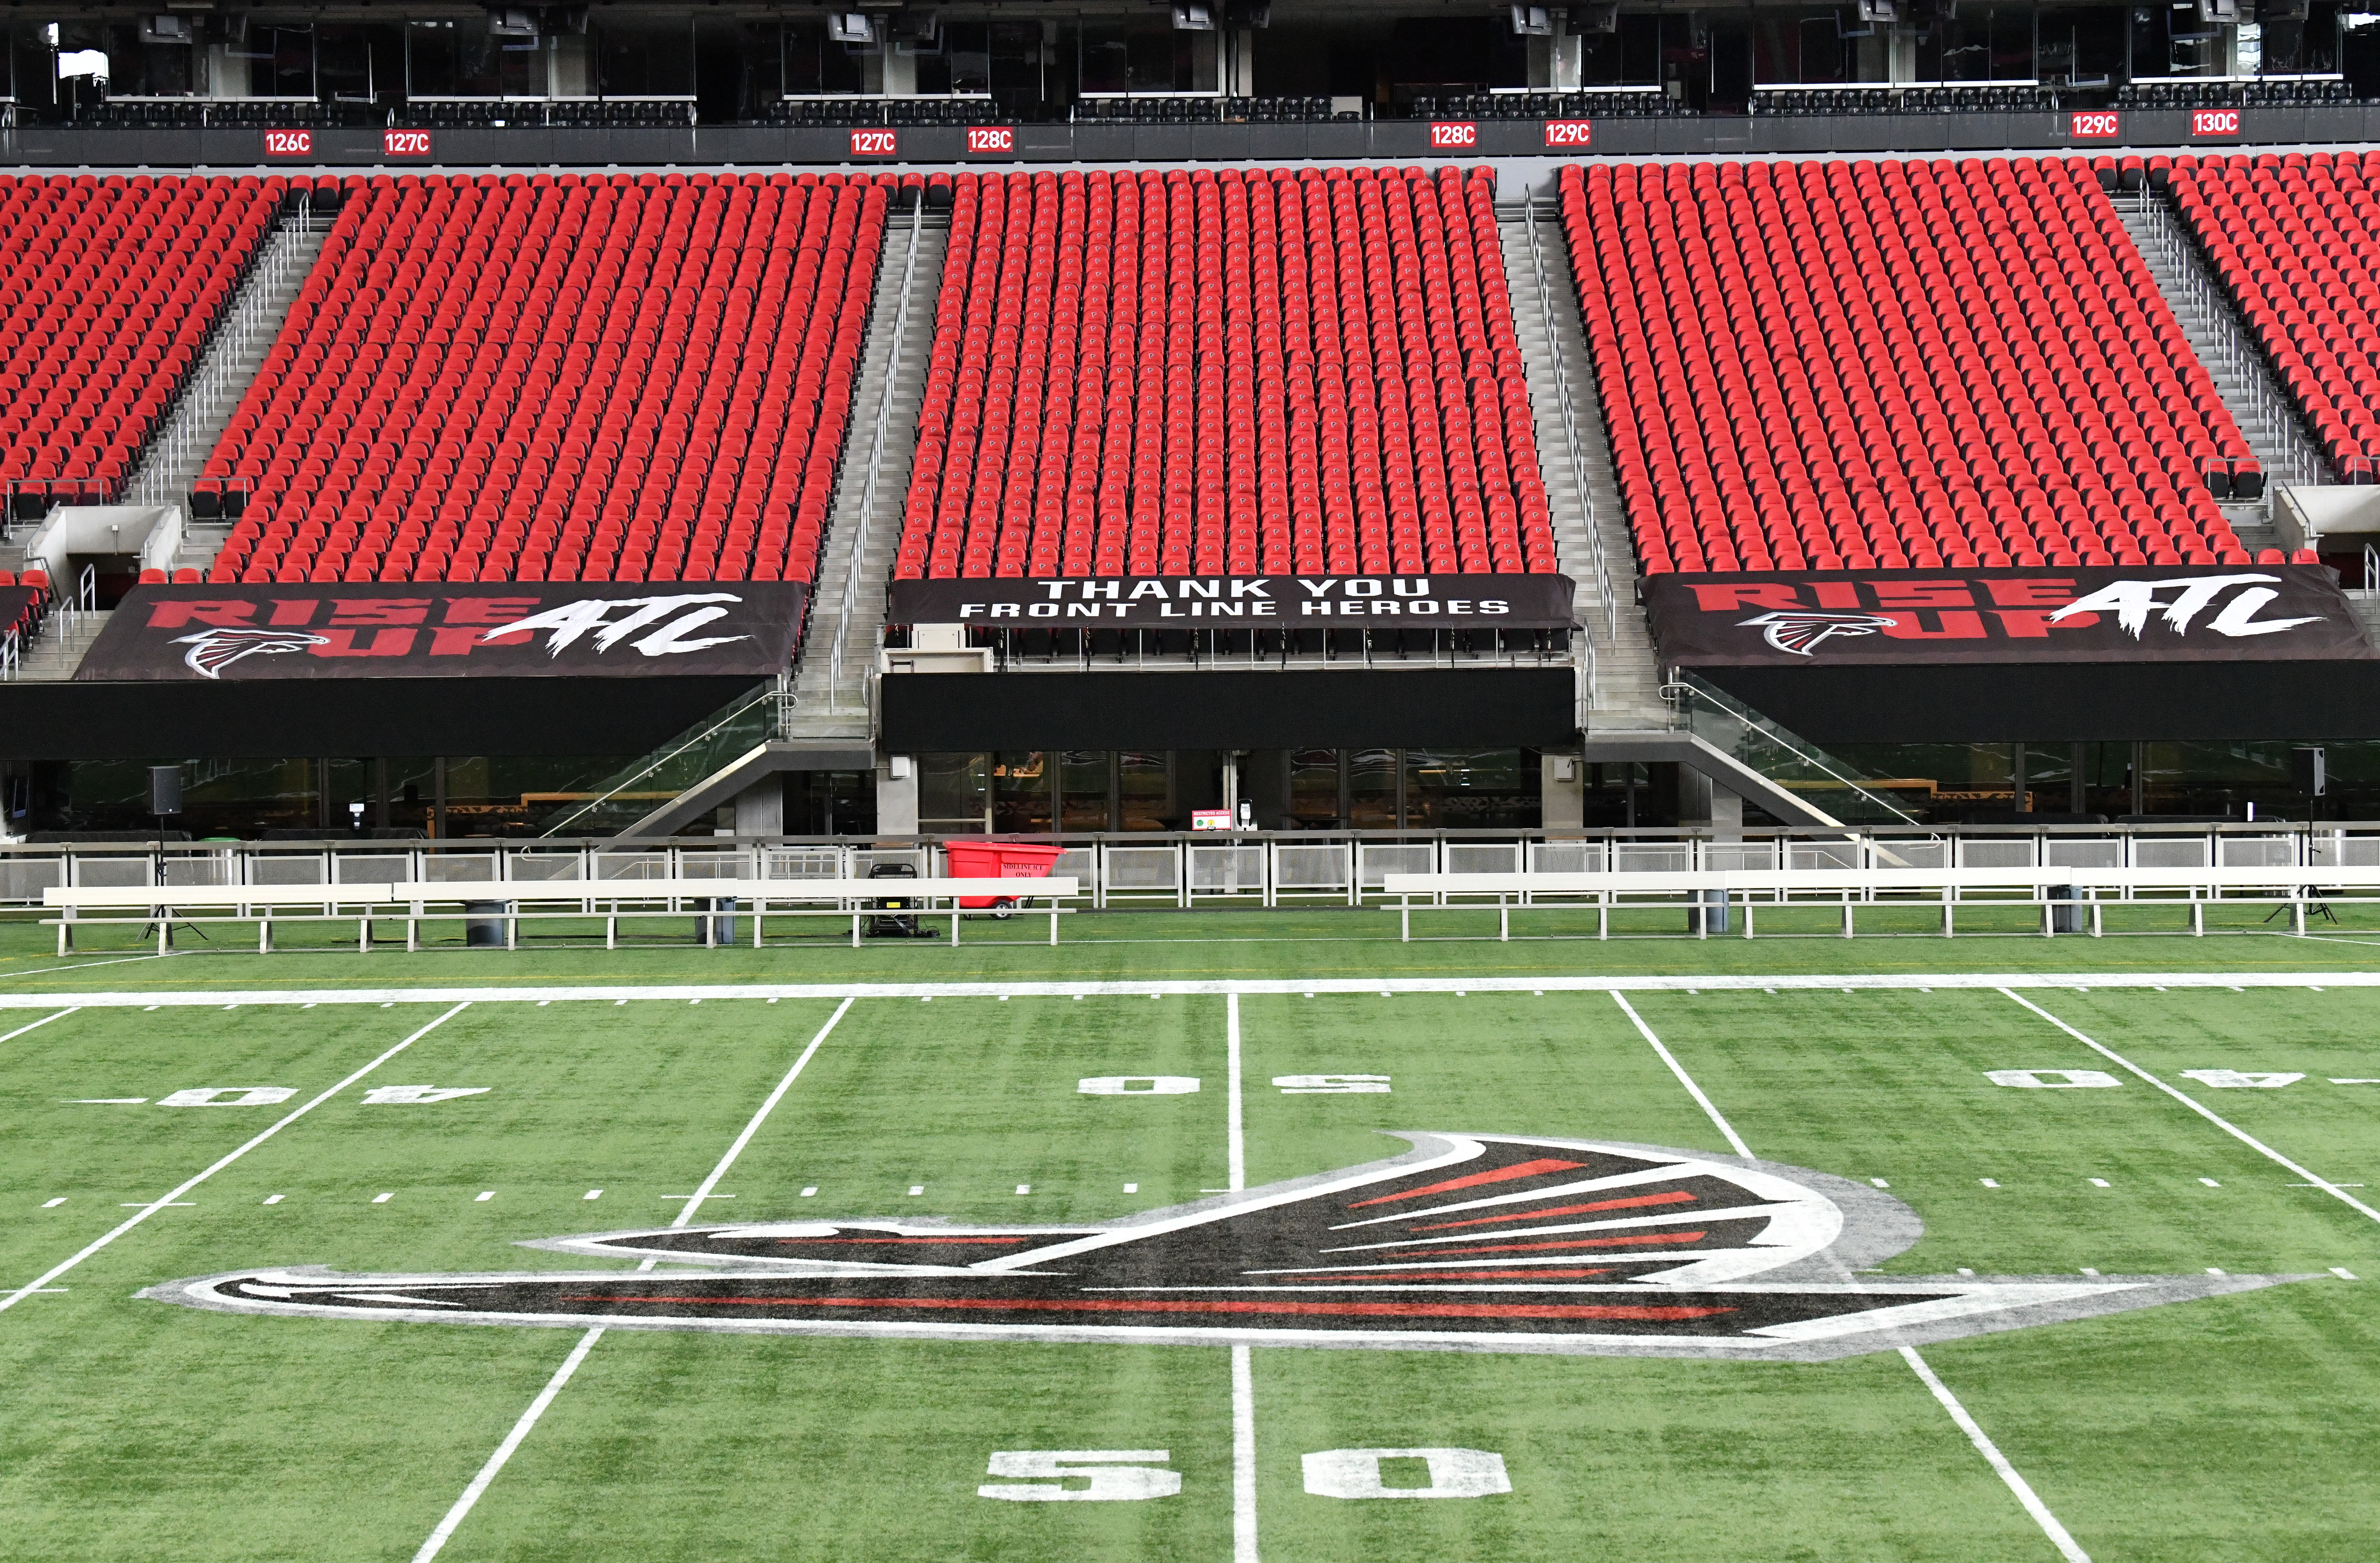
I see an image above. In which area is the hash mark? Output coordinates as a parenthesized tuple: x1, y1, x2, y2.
(2200, 1179, 2222, 1187)
(41, 1197, 64, 1208)
(1957, 1267, 1976, 1276)
(907, 1186, 924, 1196)
(799, 1187, 817, 1197)
(1015, 1184, 1031, 1195)
(264, 1195, 284, 1205)
(1871, 1178, 1890, 1188)
(372, 1192, 393, 1204)
(2088, 1178, 2111, 1188)
(2207, 1268, 2227, 1276)
(2080, 1268, 2101, 1276)
(475, 1192, 494, 1202)
(1124, 1183, 1138, 1193)
(584, 1190, 602, 1200)
(1980, 1179, 2001, 1188)
(537, 1001, 550, 1007)
(2333, 1268, 2360, 1280)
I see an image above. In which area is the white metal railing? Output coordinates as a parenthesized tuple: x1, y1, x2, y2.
(130, 195, 319, 510)
(1522, 192, 1616, 644)
(826, 196, 923, 715)
(12, 825, 2380, 915)
(2134, 185, 2328, 494)
(0, 626, 16, 681)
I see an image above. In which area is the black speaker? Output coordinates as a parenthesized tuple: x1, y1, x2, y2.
(149, 765, 182, 816)
(2291, 747, 2327, 797)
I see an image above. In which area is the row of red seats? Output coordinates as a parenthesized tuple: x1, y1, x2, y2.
(0, 565, 55, 649)
(895, 164, 1556, 580)
(1562, 157, 2264, 575)
(201, 170, 890, 585)
(0, 175, 275, 500)
(2166, 150, 2380, 483)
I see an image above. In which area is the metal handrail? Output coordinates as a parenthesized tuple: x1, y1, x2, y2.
(1667, 670, 1926, 828)
(826, 196, 924, 713)
(1522, 191, 1617, 644)
(2135, 185, 2327, 494)
(535, 681, 784, 838)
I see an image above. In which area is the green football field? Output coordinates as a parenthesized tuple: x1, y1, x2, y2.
(1, 913, 2376, 1561)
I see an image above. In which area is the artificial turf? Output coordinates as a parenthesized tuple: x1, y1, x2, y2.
(1, 921, 2374, 1560)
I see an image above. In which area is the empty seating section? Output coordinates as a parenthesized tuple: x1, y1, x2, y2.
(897, 165, 1555, 579)
(201, 171, 889, 585)
(1561, 158, 2257, 574)
(0, 175, 274, 507)
(2167, 152, 2380, 484)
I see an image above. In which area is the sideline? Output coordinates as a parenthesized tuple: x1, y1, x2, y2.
(1610, 992, 2094, 1563)
(6, 970, 2380, 1009)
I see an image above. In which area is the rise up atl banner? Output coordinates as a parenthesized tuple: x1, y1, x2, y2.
(1644, 567, 2377, 665)
(886, 574, 1577, 630)
(75, 582, 810, 682)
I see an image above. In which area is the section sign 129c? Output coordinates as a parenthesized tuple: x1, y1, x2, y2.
(1543, 119, 1594, 148)
(2069, 110, 2121, 139)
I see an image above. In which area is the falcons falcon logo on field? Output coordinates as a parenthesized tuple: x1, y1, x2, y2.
(143, 1134, 2305, 1361)
(171, 627, 332, 679)
(1736, 610, 1901, 657)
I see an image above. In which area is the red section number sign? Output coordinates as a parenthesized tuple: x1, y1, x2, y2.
(383, 129, 432, 157)
(2191, 108, 2242, 137)
(2070, 111, 2120, 140)
(1429, 121, 1479, 149)
(967, 126, 1015, 154)
(1543, 119, 1593, 148)
(263, 130, 312, 158)
(850, 129, 898, 156)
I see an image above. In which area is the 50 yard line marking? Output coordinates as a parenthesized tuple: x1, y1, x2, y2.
(2001, 989, 2380, 1228)
(1610, 993, 2093, 1563)
(410, 995, 856, 1563)
(0, 1001, 470, 1317)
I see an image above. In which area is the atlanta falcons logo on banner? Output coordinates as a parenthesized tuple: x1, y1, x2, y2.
(145, 1135, 2298, 1360)
(1735, 611, 1899, 657)
(171, 627, 332, 679)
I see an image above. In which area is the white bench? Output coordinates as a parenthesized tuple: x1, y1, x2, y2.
(1380, 866, 2380, 940)
(42, 877, 1080, 955)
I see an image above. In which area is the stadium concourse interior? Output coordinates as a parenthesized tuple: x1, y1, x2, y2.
(3, 140, 2380, 837)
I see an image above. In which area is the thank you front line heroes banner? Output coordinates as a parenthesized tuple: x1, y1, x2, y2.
(75, 582, 811, 682)
(886, 574, 1577, 630)
(1643, 567, 2377, 664)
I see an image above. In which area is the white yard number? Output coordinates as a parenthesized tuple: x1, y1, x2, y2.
(1274, 1075, 1391, 1094)
(1986, 1069, 2122, 1089)
(1078, 1076, 1199, 1095)
(1301, 1448, 1511, 1500)
(978, 1451, 1182, 1502)
(2180, 1070, 2305, 1089)
(361, 1085, 490, 1105)
(156, 1087, 298, 1107)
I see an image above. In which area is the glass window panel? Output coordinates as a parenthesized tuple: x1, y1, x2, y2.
(1117, 751, 1171, 832)
(992, 752, 1052, 835)
(1289, 748, 1341, 827)
(1060, 751, 1111, 832)
(919, 753, 990, 833)
(1348, 748, 1398, 829)
(1403, 749, 1540, 830)
(599, 18, 693, 96)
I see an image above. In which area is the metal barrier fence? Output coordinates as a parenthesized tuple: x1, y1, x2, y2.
(7, 825, 2380, 913)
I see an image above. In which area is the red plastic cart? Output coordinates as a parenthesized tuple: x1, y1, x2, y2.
(940, 840, 1067, 912)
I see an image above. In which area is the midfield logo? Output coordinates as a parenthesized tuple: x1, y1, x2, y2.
(145, 1134, 2301, 1360)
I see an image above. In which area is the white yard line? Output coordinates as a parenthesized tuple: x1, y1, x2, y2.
(1613, 991, 2092, 1563)
(0, 1007, 78, 1046)
(0, 952, 179, 980)
(410, 996, 855, 1563)
(1225, 990, 1260, 1563)
(0, 1001, 471, 1317)
(2001, 989, 2380, 1228)
(9, 970, 2380, 1009)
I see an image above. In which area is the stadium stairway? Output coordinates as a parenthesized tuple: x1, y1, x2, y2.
(786, 203, 944, 742)
(1499, 199, 1670, 732)
(2115, 191, 2295, 554)
(6, 608, 110, 682)
(125, 206, 329, 575)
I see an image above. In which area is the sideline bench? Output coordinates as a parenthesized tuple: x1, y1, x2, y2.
(1381, 867, 2380, 940)
(41, 877, 1080, 954)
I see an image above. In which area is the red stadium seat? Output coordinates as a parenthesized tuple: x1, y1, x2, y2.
(894, 165, 1556, 580)
(1559, 157, 2253, 576)
(201, 173, 889, 584)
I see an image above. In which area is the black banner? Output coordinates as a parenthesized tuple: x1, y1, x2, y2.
(76, 583, 809, 682)
(1645, 567, 2376, 665)
(886, 574, 1576, 630)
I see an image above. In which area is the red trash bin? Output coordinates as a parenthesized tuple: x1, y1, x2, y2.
(941, 840, 1067, 911)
